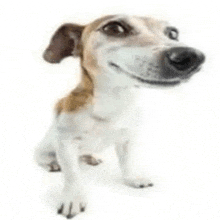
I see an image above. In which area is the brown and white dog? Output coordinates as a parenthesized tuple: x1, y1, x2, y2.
(35, 15, 205, 218)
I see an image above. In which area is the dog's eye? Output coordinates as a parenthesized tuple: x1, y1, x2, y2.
(102, 22, 129, 37)
(166, 27, 179, 40)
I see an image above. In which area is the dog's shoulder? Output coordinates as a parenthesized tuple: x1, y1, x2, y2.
(55, 86, 93, 115)
(55, 69, 94, 115)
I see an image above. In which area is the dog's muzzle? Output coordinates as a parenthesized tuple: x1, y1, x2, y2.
(163, 47, 205, 78)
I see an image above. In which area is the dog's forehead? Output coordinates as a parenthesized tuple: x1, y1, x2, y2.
(139, 16, 169, 32)
(82, 15, 168, 42)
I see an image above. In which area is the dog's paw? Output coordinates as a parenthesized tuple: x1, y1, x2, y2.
(80, 154, 102, 166)
(39, 161, 61, 172)
(48, 162, 61, 172)
(123, 176, 153, 188)
(57, 188, 87, 219)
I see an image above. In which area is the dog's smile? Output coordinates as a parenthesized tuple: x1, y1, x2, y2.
(108, 62, 181, 86)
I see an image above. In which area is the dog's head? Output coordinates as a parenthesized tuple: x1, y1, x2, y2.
(44, 15, 205, 87)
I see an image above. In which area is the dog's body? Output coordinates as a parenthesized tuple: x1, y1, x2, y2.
(35, 15, 205, 218)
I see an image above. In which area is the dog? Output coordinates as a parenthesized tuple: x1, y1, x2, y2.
(35, 14, 205, 218)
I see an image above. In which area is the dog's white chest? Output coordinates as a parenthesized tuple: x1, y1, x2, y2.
(59, 87, 138, 154)
(77, 106, 136, 154)
(78, 117, 120, 153)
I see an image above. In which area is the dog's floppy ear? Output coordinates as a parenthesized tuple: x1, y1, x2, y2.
(43, 23, 85, 63)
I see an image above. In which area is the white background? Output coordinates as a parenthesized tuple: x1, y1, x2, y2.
(1, 0, 220, 220)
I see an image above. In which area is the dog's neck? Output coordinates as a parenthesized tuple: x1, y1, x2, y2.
(81, 67, 137, 120)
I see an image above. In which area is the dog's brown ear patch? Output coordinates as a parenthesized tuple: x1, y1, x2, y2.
(43, 24, 84, 63)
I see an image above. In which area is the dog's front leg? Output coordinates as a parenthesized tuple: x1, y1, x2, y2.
(55, 126, 86, 218)
(115, 130, 153, 188)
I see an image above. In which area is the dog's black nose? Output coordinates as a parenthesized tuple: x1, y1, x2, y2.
(164, 47, 205, 77)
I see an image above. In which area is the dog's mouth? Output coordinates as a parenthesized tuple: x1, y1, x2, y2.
(108, 62, 181, 86)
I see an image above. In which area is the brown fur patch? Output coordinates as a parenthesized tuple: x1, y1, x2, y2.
(55, 16, 116, 114)
(55, 68, 93, 114)
(55, 88, 93, 114)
